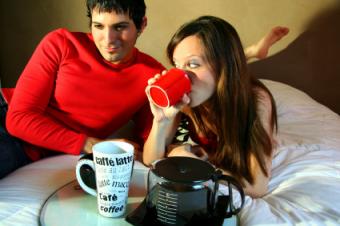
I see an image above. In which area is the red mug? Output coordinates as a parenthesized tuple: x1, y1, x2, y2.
(148, 69, 191, 108)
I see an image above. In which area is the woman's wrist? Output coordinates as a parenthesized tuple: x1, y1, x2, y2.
(152, 116, 175, 127)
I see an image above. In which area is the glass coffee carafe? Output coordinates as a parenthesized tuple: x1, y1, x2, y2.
(127, 157, 244, 226)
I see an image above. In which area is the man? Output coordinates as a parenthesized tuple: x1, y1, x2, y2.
(0, 0, 164, 178)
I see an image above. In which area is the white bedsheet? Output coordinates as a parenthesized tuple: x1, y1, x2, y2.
(0, 80, 339, 226)
(237, 80, 340, 226)
(0, 155, 78, 226)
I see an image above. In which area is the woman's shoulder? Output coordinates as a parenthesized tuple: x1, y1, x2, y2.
(253, 83, 277, 135)
(254, 86, 273, 112)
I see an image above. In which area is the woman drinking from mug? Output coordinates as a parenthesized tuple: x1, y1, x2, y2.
(143, 16, 278, 198)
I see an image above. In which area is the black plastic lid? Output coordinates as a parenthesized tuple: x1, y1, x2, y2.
(152, 157, 215, 184)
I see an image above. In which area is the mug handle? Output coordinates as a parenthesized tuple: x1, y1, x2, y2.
(75, 154, 97, 196)
(212, 171, 245, 218)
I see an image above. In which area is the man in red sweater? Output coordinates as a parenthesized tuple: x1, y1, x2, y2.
(0, 0, 164, 178)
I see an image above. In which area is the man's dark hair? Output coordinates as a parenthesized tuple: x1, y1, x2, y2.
(86, 0, 146, 30)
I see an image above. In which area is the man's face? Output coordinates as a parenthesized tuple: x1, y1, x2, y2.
(91, 8, 141, 64)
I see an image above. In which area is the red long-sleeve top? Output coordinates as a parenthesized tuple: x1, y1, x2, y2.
(6, 28, 164, 161)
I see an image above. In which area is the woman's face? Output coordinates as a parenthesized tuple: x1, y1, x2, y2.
(172, 35, 216, 107)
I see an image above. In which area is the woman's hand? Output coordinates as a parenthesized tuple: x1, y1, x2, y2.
(143, 70, 190, 166)
(167, 144, 208, 161)
(167, 144, 197, 158)
(145, 70, 190, 122)
(191, 145, 209, 161)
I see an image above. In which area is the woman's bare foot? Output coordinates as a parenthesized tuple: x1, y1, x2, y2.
(246, 26, 289, 60)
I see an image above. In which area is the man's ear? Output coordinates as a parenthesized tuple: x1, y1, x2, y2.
(138, 16, 147, 35)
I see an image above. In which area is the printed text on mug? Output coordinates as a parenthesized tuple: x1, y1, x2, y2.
(95, 156, 133, 166)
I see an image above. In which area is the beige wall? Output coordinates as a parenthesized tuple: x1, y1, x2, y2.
(1, 0, 339, 113)
(140, 0, 338, 67)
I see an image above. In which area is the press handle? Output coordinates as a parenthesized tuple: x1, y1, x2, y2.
(75, 157, 97, 196)
(212, 171, 245, 218)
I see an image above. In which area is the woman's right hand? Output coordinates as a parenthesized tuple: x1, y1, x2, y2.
(145, 71, 190, 122)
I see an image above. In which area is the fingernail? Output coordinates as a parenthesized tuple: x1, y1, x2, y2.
(183, 94, 190, 104)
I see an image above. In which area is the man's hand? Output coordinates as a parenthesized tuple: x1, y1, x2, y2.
(82, 137, 101, 154)
(82, 137, 141, 155)
(111, 138, 142, 161)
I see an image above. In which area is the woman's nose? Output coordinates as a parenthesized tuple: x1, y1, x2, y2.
(176, 65, 186, 71)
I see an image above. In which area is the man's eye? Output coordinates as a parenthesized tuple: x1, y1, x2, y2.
(93, 24, 103, 29)
(115, 25, 127, 31)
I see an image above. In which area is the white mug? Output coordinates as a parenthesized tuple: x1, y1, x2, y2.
(76, 140, 134, 217)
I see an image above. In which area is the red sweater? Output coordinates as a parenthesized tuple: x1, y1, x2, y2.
(6, 28, 164, 161)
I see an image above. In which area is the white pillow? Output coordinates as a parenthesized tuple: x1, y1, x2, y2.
(261, 79, 340, 149)
(261, 79, 330, 119)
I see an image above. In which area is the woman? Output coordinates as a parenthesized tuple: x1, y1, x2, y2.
(143, 16, 278, 198)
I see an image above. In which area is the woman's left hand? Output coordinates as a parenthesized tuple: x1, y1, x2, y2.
(167, 144, 208, 161)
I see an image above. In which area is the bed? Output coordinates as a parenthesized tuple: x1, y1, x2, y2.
(238, 80, 340, 225)
(0, 79, 339, 226)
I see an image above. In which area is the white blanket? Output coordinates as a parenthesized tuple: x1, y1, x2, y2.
(237, 80, 340, 226)
(0, 80, 339, 226)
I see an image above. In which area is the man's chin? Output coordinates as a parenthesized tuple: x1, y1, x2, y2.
(104, 55, 123, 64)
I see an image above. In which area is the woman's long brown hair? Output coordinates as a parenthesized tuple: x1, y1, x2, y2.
(167, 16, 277, 185)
